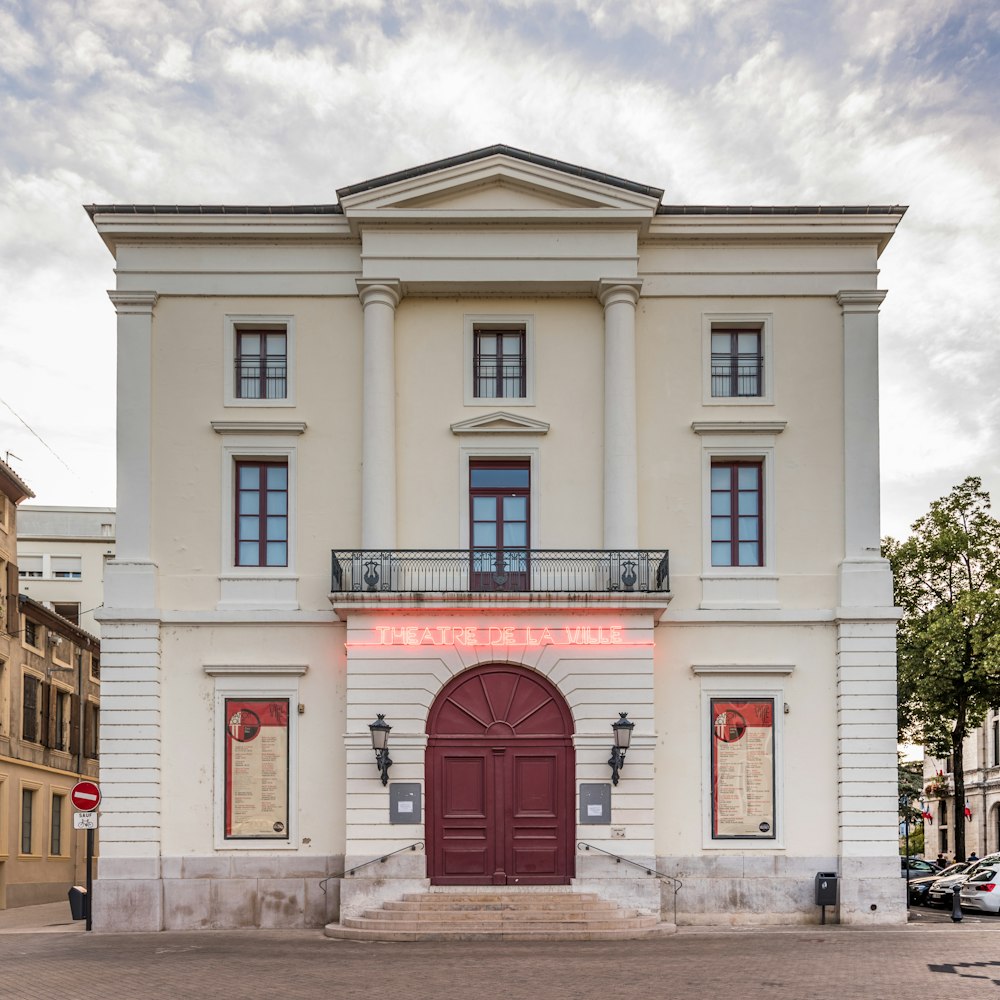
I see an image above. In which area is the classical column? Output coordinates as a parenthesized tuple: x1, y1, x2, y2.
(358, 280, 401, 550)
(837, 289, 891, 608)
(598, 280, 642, 550)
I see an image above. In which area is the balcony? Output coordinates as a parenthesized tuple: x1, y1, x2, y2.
(331, 549, 669, 596)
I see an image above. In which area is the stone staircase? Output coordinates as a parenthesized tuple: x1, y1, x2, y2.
(324, 887, 676, 941)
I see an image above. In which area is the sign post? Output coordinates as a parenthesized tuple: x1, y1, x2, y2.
(71, 781, 100, 931)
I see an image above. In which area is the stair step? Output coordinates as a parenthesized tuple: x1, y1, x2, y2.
(368, 907, 639, 922)
(346, 916, 658, 932)
(325, 924, 677, 942)
(384, 900, 621, 913)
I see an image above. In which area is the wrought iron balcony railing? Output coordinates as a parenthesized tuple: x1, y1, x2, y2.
(331, 549, 669, 595)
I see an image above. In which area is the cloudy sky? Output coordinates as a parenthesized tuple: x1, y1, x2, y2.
(1, 0, 997, 539)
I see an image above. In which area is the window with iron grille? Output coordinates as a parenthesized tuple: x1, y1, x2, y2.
(24, 619, 39, 647)
(235, 461, 288, 567)
(474, 327, 526, 399)
(710, 461, 763, 567)
(235, 329, 287, 400)
(711, 328, 763, 398)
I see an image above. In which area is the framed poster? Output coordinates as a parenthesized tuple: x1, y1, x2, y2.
(710, 697, 775, 840)
(224, 698, 290, 839)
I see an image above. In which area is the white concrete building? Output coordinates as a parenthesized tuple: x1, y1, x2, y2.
(86, 146, 906, 932)
(17, 506, 116, 635)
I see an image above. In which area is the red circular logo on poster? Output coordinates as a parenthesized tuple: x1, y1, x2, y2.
(713, 709, 747, 743)
(228, 709, 261, 743)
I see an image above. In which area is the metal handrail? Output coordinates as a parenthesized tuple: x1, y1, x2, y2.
(318, 841, 424, 895)
(578, 841, 683, 925)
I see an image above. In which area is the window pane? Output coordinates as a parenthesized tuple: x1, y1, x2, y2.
(501, 334, 522, 355)
(712, 542, 732, 566)
(711, 516, 731, 541)
(238, 491, 260, 515)
(737, 332, 759, 355)
(470, 468, 530, 488)
(265, 542, 287, 566)
(267, 491, 287, 515)
(738, 542, 760, 565)
(473, 551, 496, 571)
(477, 333, 496, 354)
(503, 523, 527, 547)
(737, 466, 759, 490)
(503, 496, 527, 520)
(239, 516, 260, 541)
(239, 333, 260, 356)
(711, 333, 731, 354)
(710, 466, 731, 490)
(265, 333, 286, 356)
(472, 497, 496, 520)
(265, 516, 287, 541)
(711, 492, 731, 515)
(737, 491, 758, 515)
(504, 550, 527, 571)
(239, 542, 260, 564)
(266, 465, 287, 490)
(238, 466, 260, 489)
(473, 523, 496, 546)
(738, 516, 759, 541)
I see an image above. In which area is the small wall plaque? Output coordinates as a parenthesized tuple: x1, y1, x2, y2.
(389, 783, 422, 824)
(579, 783, 611, 825)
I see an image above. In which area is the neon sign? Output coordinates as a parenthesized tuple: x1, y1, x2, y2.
(370, 625, 624, 647)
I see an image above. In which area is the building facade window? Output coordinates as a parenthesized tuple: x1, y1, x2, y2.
(18, 555, 42, 578)
(52, 602, 81, 625)
(21, 788, 35, 855)
(711, 328, 763, 398)
(50, 793, 65, 855)
(470, 460, 530, 590)
(235, 328, 287, 400)
(235, 461, 289, 567)
(53, 689, 71, 751)
(710, 461, 763, 567)
(86, 703, 99, 758)
(23, 619, 39, 648)
(51, 556, 82, 579)
(22, 674, 41, 743)
(993, 715, 999, 768)
(474, 327, 526, 399)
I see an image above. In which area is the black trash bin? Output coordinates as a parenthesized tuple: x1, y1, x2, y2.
(68, 885, 88, 921)
(815, 872, 838, 906)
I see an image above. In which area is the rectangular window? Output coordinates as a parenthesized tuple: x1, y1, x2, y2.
(224, 698, 290, 839)
(21, 788, 34, 854)
(710, 462, 763, 567)
(469, 460, 530, 591)
(710, 697, 775, 840)
(50, 794, 64, 855)
(53, 602, 80, 625)
(711, 327, 763, 398)
(51, 556, 82, 579)
(85, 704, 99, 758)
(54, 690, 71, 751)
(235, 461, 288, 567)
(24, 619, 39, 647)
(22, 675, 40, 742)
(235, 328, 287, 400)
(993, 717, 999, 768)
(18, 555, 42, 578)
(474, 327, 526, 399)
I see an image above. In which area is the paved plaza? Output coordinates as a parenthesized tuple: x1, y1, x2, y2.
(1, 904, 1000, 1000)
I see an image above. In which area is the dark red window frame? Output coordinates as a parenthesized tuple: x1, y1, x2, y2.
(235, 460, 288, 567)
(711, 327, 763, 398)
(235, 328, 287, 400)
(469, 459, 530, 591)
(710, 461, 763, 567)
(473, 327, 526, 399)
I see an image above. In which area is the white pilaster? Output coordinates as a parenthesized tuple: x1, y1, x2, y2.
(358, 280, 401, 550)
(598, 280, 641, 550)
(837, 289, 892, 608)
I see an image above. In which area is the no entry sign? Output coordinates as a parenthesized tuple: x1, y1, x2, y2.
(71, 780, 101, 812)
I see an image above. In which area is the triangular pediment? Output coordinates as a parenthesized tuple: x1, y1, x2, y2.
(338, 146, 663, 217)
(450, 411, 551, 436)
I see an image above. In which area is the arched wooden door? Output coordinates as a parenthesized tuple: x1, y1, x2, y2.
(426, 665, 575, 885)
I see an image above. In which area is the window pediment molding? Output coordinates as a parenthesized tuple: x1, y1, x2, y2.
(212, 421, 307, 435)
(451, 412, 550, 436)
(692, 421, 786, 435)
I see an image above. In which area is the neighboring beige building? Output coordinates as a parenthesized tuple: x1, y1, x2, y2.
(17, 506, 116, 635)
(0, 461, 101, 909)
(87, 146, 906, 932)
(923, 713, 1000, 860)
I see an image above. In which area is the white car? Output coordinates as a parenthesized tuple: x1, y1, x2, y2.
(926, 862, 972, 907)
(959, 865, 1000, 914)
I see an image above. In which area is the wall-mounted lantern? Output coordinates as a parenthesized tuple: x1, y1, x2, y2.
(608, 712, 634, 786)
(369, 714, 393, 786)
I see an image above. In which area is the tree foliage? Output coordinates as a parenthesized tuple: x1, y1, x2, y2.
(885, 476, 1000, 860)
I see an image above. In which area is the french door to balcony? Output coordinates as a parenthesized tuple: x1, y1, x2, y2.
(470, 460, 529, 592)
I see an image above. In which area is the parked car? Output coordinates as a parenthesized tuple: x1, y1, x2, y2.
(960, 865, 1000, 914)
(901, 857, 938, 879)
(925, 863, 972, 907)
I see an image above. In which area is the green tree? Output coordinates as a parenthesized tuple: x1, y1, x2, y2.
(885, 477, 1000, 862)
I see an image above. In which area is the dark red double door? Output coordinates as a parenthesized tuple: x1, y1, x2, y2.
(426, 666, 574, 885)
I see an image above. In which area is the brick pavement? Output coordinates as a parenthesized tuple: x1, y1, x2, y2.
(2, 921, 1000, 1000)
